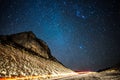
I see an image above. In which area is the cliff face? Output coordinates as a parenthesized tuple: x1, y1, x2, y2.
(0, 31, 52, 59)
(0, 31, 74, 79)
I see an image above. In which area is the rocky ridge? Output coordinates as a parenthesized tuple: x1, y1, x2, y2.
(0, 31, 74, 79)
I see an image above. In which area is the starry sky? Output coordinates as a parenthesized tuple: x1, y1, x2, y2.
(0, 0, 120, 71)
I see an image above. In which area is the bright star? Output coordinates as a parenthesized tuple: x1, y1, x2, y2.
(79, 46, 83, 49)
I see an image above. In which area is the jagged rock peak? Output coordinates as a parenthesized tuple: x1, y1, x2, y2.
(0, 31, 52, 59)
(11, 31, 36, 39)
(0, 31, 36, 40)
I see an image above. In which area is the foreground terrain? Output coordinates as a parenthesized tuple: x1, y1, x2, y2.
(0, 31, 119, 80)
(0, 31, 74, 79)
(57, 69, 120, 80)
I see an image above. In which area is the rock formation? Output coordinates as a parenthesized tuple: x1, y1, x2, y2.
(0, 31, 119, 80)
(0, 31, 74, 79)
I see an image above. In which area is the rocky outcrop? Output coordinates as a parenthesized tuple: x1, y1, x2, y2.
(0, 31, 74, 79)
(0, 31, 52, 59)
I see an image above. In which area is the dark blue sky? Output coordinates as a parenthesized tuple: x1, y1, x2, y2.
(0, 0, 120, 71)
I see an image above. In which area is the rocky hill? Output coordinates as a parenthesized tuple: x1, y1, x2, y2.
(0, 31, 74, 79)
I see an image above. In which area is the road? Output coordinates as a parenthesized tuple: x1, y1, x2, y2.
(0, 71, 120, 80)
(54, 71, 120, 80)
(53, 72, 94, 80)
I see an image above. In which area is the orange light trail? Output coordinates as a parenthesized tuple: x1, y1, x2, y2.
(0, 71, 92, 80)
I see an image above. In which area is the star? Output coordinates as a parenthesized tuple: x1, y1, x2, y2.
(0, 0, 119, 71)
(79, 45, 84, 49)
(79, 46, 83, 49)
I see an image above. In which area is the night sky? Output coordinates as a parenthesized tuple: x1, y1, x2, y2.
(0, 0, 120, 71)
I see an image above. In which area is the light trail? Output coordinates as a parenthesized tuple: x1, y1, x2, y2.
(0, 71, 92, 80)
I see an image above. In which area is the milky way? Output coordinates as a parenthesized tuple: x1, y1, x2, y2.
(0, 0, 120, 71)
